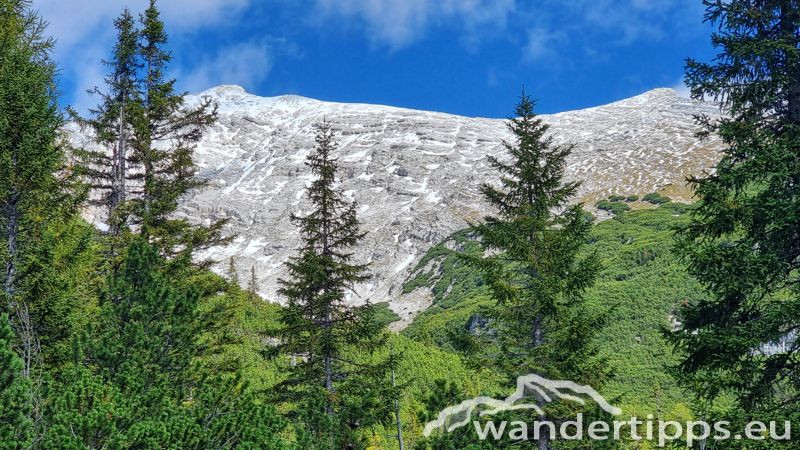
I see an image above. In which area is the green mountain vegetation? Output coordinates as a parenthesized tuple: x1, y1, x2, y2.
(1, 0, 798, 448)
(401, 202, 703, 417)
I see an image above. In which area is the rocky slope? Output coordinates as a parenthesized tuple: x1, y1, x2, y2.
(74, 85, 725, 326)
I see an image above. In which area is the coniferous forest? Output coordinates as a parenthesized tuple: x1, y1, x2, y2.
(0, 0, 799, 449)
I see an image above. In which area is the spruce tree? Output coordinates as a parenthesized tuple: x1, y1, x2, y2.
(669, 0, 800, 413)
(76, 1, 225, 270)
(0, 1, 86, 435)
(247, 265, 258, 301)
(268, 121, 398, 449)
(227, 257, 239, 288)
(131, 0, 223, 270)
(73, 8, 139, 237)
(455, 90, 606, 450)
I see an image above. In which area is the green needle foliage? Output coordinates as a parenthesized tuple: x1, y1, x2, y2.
(73, 8, 139, 238)
(44, 239, 292, 449)
(413, 379, 493, 450)
(454, 89, 609, 449)
(457, 89, 607, 383)
(0, 1, 88, 422)
(670, 0, 800, 413)
(130, 1, 224, 271)
(267, 121, 399, 449)
(83, 236, 202, 397)
(75, 0, 224, 272)
(43, 353, 293, 449)
(0, 313, 31, 450)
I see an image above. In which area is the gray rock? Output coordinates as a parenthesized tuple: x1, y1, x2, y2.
(69, 85, 725, 327)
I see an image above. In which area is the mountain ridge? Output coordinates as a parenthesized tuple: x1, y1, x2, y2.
(70, 85, 725, 326)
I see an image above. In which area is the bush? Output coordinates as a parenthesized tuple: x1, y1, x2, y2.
(609, 195, 627, 202)
(598, 200, 630, 214)
(373, 302, 401, 328)
(611, 202, 631, 214)
(596, 200, 613, 211)
(654, 196, 671, 204)
(626, 195, 639, 202)
(643, 192, 671, 204)
(642, 193, 660, 202)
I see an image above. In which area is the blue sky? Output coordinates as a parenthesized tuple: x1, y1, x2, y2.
(35, 0, 717, 119)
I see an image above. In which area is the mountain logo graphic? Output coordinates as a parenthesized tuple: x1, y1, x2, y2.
(422, 374, 622, 437)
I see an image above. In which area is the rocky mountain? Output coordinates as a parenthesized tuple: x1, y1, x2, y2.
(72, 85, 725, 327)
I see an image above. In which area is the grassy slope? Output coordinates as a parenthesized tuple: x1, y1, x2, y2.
(399, 202, 703, 417)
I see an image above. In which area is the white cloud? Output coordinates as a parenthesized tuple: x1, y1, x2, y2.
(523, 28, 564, 61)
(517, 0, 704, 66)
(178, 40, 274, 95)
(66, 41, 111, 116)
(308, 0, 701, 65)
(568, 0, 703, 43)
(312, 0, 515, 50)
(32, 0, 252, 112)
(35, 0, 250, 50)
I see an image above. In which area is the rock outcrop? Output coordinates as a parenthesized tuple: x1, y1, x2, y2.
(73, 85, 725, 325)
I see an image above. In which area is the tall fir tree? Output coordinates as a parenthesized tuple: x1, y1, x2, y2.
(247, 265, 258, 302)
(227, 256, 239, 286)
(75, 0, 225, 271)
(669, 0, 800, 414)
(268, 121, 399, 449)
(454, 90, 607, 450)
(0, 0, 87, 435)
(131, 0, 224, 271)
(73, 8, 139, 238)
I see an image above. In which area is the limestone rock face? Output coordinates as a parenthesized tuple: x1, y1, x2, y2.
(74, 85, 725, 325)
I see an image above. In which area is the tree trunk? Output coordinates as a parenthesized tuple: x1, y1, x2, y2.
(324, 290, 334, 422)
(780, 3, 800, 125)
(4, 180, 44, 442)
(110, 92, 127, 234)
(532, 314, 548, 450)
(5, 186, 17, 299)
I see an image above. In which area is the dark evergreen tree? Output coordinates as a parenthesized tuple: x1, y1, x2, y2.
(0, 0, 70, 322)
(454, 90, 607, 450)
(43, 350, 294, 449)
(130, 0, 224, 271)
(247, 265, 258, 302)
(0, 313, 31, 450)
(267, 121, 399, 449)
(670, 0, 800, 413)
(0, 1, 87, 437)
(41, 359, 130, 450)
(227, 257, 239, 286)
(413, 379, 492, 450)
(73, 8, 139, 238)
(85, 237, 200, 392)
(75, 1, 225, 271)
